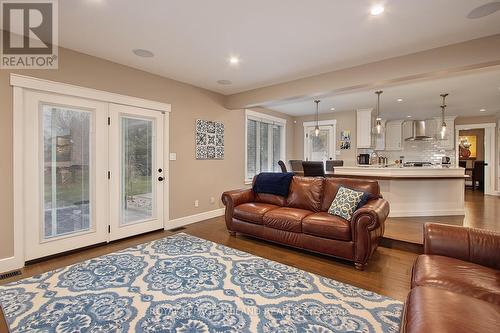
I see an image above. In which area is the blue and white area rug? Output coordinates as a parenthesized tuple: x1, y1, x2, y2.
(0, 233, 402, 332)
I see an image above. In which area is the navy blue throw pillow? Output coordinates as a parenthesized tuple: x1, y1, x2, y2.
(253, 172, 294, 197)
(356, 191, 380, 210)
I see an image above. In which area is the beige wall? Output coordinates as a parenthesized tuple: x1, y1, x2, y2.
(455, 115, 498, 125)
(0, 48, 292, 260)
(292, 110, 357, 165)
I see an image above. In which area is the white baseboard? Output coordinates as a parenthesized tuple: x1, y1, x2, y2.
(0, 256, 23, 275)
(389, 209, 465, 217)
(165, 208, 225, 230)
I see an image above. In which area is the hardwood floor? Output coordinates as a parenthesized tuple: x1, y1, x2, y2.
(1, 216, 417, 302)
(384, 189, 500, 244)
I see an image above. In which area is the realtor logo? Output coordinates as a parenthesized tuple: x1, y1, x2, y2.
(1, 0, 58, 69)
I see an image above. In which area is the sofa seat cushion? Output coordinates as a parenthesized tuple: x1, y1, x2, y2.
(263, 207, 313, 232)
(302, 212, 351, 241)
(401, 286, 500, 333)
(412, 255, 500, 305)
(234, 203, 280, 225)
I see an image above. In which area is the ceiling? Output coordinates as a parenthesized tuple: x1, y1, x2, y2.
(267, 68, 500, 119)
(59, 0, 500, 95)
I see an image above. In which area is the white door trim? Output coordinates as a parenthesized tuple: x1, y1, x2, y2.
(10, 74, 171, 113)
(455, 123, 497, 195)
(303, 122, 337, 161)
(6, 76, 171, 273)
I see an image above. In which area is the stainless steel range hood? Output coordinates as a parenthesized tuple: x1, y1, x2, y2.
(405, 120, 434, 141)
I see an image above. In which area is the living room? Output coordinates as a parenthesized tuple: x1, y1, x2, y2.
(0, 1, 499, 332)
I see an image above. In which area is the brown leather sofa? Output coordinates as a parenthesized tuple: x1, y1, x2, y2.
(401, 223, 500, 333)
(221, 176, 389, 270)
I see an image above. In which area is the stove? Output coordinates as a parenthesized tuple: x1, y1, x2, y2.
(403, 161, 433, 167)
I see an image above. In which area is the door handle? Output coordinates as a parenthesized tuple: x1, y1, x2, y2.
(158, 177, 164, 181)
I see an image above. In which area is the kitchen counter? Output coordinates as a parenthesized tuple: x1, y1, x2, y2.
(334, 166, 466, 217)
(335, 166, 467, 179)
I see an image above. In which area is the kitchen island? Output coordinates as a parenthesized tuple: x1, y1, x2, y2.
(334, 166, 466, 217)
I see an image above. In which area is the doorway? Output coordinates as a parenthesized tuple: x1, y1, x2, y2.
(303, 120, 336, 162)
(455, 123, 497, 196)
(13, 75, 170, 265)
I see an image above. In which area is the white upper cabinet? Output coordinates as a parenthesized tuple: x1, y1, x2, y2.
(402, 120, 413, 140)
(385, 120, 404, 151)
(356, 109, 373, 148)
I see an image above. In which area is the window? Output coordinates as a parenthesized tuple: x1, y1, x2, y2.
(245, 110, 286, 181)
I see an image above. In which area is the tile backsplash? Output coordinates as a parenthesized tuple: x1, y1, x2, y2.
(377, 141, 455, 165)
(367, 140, 455, 165)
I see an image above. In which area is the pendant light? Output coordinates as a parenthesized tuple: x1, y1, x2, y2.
(440, 93, 449, 139)
(372, 90, 384, 135)
(314, 100, 320, 136)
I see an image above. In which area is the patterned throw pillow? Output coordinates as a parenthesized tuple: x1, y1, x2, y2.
(328, 186, 365, 220)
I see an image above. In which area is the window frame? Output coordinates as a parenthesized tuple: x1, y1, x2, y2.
(245, 109, 287, 183)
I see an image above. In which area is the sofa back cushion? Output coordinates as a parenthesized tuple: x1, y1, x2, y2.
(286, 176, 324, 212)
(321, 178, 380, 211)
(254, 192, 286, 206)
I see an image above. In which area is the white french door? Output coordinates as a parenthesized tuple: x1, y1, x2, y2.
(23, 92, 165, 260)
(108, 104, 164, 241)
(304, 125, 335, 162)
(24, 91, 109, 260)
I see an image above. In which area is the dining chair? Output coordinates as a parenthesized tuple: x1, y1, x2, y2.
(302, 161, 325, 177)
(289, 160, 303, 172)
(278, 160, 287, 173)
(326, 160, 343, 172)
(472, 161, 487, 191)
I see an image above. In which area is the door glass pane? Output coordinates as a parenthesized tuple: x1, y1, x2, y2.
(43, 106, 91, 239)
(121, 117, 154, 224)
(272, 125, 282, 172)
(309, 128, 329, 161)
(246, 119, 257, 179)
(259, 122, 269, 171)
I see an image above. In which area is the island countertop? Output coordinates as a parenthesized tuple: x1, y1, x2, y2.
(333, 166, 467, 180)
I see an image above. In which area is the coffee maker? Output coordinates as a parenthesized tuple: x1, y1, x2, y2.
(358, 154, 370, 165)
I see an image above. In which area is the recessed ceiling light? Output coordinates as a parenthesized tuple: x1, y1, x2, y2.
(467, 2, 500, 19)
(479, 108, 486, 112)
(330, 107, 335, 111)
(397, 98, 403, 102)
(132, 49, 154, 58)
(370, 5, 385, 16)
(407, 115, 412, 118)
(229, 56, 240, 65)
(216, 79, 232, 85)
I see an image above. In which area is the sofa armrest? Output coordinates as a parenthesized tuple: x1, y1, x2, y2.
(350, 198, 390, 269)
(221, 189, 255, 231)
(423, 223, 500, 270)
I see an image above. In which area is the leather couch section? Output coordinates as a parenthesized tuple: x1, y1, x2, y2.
(401, 223, 500, 333)
(286, 176, 324, 212)
(320, 177, 380, 211)
(263, 207, 312, 232)
(254, 192, 286, 207)
(412, 255, 500, 305)
(233, 202, 279, 225)
(401, 287, 500, 333)
(222, 176, 389, 269)
(302, 212, 351, 241)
